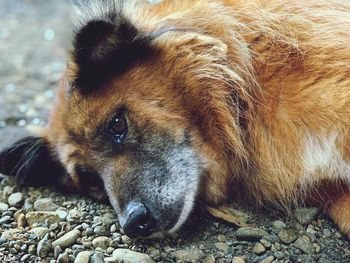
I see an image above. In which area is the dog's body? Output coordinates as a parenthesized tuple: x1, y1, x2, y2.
(1, 0, 350, 238)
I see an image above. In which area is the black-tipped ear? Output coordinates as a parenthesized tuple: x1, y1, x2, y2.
(73, 16, 154, 92)
(0, 136, 66, 187)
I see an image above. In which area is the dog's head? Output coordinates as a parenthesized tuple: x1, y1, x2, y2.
(0, 0, 251, 237)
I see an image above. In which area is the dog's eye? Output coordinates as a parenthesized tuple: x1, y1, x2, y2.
(109, 115, 128, 144)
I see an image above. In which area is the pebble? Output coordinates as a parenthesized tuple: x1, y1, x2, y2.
(57, 252, 69, 263)
(26, 211, 61, 226)
(92, 236, 111, 250)
(295, 207, 319, 225)
(293, 235, 315, 254)
(235, 227, 269, 241)
(111, 249, 155, 263)
(34, 198, 59, 211)
(54, 246, 62, 259)
(8, 192, 24, 207)
(202, 254, 215, 263)
(214, 242, 228, 253)
(259, 256, 274, 263)
(0, 202, 9, 212)
(322, 229, 332, 238)
(30, 227, 50, 239)
(37, 233, 52, 258)
(90, 252, 104, 263)
(278, 229, 298, 244)
(232, 257, 245, 263)
(1, 229, 20, 240)
(56, 209, 68, 220)
(272, 220, 287, 233)
(173, 246, 203, 262)
(253, 242, 266, 255)
(52, 229, 81, 249)
(0, 215, 11, 224)
(74, 251, 93, 263)
(94, 225, 109, 236)
(17, 213, 27, 228)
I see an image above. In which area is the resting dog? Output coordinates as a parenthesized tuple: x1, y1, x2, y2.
(1, 0, 350, 238)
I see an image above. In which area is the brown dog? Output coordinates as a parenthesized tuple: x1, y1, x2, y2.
(1, 0, 350, 238)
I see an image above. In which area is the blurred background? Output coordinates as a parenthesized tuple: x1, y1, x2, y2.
(0, 0, 72, 147)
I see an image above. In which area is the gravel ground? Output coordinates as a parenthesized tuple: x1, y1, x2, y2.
(0, 1, 350, 262)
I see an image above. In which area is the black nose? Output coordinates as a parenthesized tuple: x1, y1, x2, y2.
(123, 202, 157, 238)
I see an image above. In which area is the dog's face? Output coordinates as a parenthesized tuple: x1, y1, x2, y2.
(0, 1, 247, 238)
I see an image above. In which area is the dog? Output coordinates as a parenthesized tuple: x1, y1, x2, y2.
(1, 0, 350, 238)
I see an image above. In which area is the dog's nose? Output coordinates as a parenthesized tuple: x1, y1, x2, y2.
(123, 202, 157, 238)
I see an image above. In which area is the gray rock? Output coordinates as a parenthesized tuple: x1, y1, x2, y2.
(52, 229, 81, 249)
(272, 220, 287, 233)
(259, 256, 274, 263)
(214, 242, 228, 253)
(92, 236, 111, 250)
(173, 246, 203, 262)
(90, 252, 104, 263)
(278, 229, 298, 244)
(253, 242, 266, 255)
(34, 198, 59, 211)
(112, 249, 155, 263)
(202, 254, 215, 263)
(235, 227, 269, 241)
(74, 251, 93, 263)
(8, 192, 23, 207)
(1, 229, 20, 240)
(94, 225, 109, 236)
(56, 209, 68, 220)
(232, 257, 245, 263)
(322, 228, 332, 238)
(0, 215, 11, 224)
(0, 202, 9, 212)
(54, 245, 62, 259)
(57, 252, 69, 263)
(293, 235, 315, 254)
(37, 234, 52, 258)
(295, 207, 319, 225)
(26, 211, 61, 226)
(30, 227, 50, 239)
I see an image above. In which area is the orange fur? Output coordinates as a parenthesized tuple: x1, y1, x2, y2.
(43, 0, 350, 236)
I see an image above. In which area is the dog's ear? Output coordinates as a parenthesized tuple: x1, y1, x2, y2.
(0, 136, 66, 187)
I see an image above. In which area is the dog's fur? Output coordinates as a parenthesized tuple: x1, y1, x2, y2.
(1, 0, 350, 237)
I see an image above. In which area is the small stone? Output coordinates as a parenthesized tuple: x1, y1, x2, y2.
(217, 234, 226, 242)
(272, 220, 287, 233)
(52, 229, 81, 249)
(1, 229, 20, 240)
(214, 242, 228, 253)
(26, 211, 61, 226)
(293, 235, 315, 254)
(8, 192, 24, 207)
(20, 254, 31, 262)
(260, 239, 272, 249)
(232, 257, 245, 263)
(121, 235, 131, 245)
(34, 198, 59, 211)
(0, 202, 9, 212)
(90, 252, 104, 263)
(37, 234, 52, 258)
(202, 254, 215, 263)
(92, 236, 111, 250)
(107, 247, 115, 254)
(253, 242, 266, 255)
(278, 229, 298, 244)
(112, 249, 155, 263)
(57, 252, 69, 263)
(54, 245, 62, 259)
(56, 209, 68, 220)
(30, 227, 50, 239)
(235, 227, 269, 241)
(17, 213, 27, 228)
(74, 251, 93, 263)
(173, 246, 203, 262)
(0, 215, 11, 224)
(322, 229, 332, 238)
(259, 256, 274, 263)
(295, 207, 319, 225)
(28, 244, 36, 254)
(110, 224, 117, 233)
(94, 225, 109, 236)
